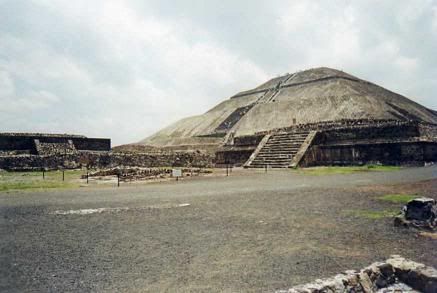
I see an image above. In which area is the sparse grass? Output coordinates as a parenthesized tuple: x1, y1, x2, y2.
(0, 181, 75, 192)
(378, 194, 417, 204)
(0, 170, 83, 192)
(293, 165, 401, 175)
(346, 209, 399, 219)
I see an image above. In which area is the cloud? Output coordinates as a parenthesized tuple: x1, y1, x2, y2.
(433, 4, 437, 33)
(0, 0, 268, 145)
(0, 70, 59, 114)
(0, 0, 436, 145)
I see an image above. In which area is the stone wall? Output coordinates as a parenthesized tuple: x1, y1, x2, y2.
(317, 124, 419, 144)
(72, 137, 111, 151)
(215, 146, 255, 166)
(0, 154, 80, 171)
(218, 121, 437, 167)
(298, 122, 437, 166)
(255, 119, 414, 136)
(215, 134, 264, 166)
(34, 140, 77, 156)
(0, 133, 111, 155)
(82, 152, 213, 169)
(0, 136, 36, 153)
(301, 141, 436, 167)
(0, 151, 214, 171)
(233, 134, 264, 146)
(419, 123, 437, 140)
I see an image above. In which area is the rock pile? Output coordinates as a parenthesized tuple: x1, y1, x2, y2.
(83, 167, 212, 182)
(277, 255, 436, 293)
(394, 198, 437, 230)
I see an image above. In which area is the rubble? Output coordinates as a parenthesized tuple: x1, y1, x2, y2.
(277, 255, 437, 293)
(82, 167, 212, 182)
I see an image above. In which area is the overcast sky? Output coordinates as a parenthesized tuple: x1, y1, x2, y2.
(1, 0, 436, 146)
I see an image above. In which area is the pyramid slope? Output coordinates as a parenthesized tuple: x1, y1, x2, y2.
(140, 67, 437, 148)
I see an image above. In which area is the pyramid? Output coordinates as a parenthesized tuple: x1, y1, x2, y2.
(140, 67, 437, 151)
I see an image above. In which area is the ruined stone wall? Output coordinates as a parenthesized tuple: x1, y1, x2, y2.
(301, 142, 435, 167)
(299, 123, 437, 166)
(278, 255, 437, 293)
(34, 140, 77, 156)
(419, 123, 437, 140)
(215, 134, 264, 166)
(424, 143, 437, 161)
(0, 134, 111, 154)
(0, 151, 214, 171)
(215, 147, 254, 166)
(0, 154, 80, 171)
(82, 152, 213, 169)
(317, 124, 419, 144)
(254, 119, 413, 136)
(233, 134, 264, 146)
(0, 136, 36, 153)
(72, 138, 111, 151)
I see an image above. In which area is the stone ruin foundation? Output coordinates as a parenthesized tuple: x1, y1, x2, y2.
(394, 198, 437, 231)
(82, 167, 212, 182)
(277, 255, 437, 293)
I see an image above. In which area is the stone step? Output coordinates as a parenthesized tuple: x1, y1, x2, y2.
(257, 152, 297, 157)
(266, 140, 305, 146)
(251, 160, 291, 164)
(253, 155, 293, 160)
(254, 154, 293, 158)
(272, 134, 308, 138)
(248, 130, 310, 169)
(267, 141, 305, 145)
(255, 152, 294, 156)
(252, 157, 293, 162)
(259, 149, 299, 153)
(250, 156, 293, 161)
(275, 132, 310, 135)
(252, 161, 291, 165)
(270, 137, 307, 141)
(250, 163, 290, 168)
(263, 145, 301, 149)
(266, 141, 304, 145)
(271, 134, 308, 137)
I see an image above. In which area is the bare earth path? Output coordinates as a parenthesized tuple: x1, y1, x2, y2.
(1, 166, 437, 292)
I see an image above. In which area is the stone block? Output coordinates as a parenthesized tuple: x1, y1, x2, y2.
(405, 198, 436, 221)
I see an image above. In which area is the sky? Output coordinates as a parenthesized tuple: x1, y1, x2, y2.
(0, 0, 436, 146)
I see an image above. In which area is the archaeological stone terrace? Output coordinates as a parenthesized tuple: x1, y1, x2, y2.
(138, 67, 437, 167)
(0, 133, 111, 170)
(0, 133, 111, 156)
(0, 133, 213, 171)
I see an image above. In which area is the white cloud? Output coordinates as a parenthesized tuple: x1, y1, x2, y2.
(0, 70, 14, 98)
(0, 0, 436, 145)
(432, 5, 437, 33)
(0, 0, 268, 145)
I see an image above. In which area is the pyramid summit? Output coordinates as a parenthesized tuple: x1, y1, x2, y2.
(141, 67, 437, 150)
(134, 67, 437, 168)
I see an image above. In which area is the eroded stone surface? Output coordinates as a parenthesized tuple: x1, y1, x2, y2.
(277, 256, 437, 293)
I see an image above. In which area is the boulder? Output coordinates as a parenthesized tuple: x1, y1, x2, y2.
(394, 197, 437, 231)
(405, 198, 436, 221)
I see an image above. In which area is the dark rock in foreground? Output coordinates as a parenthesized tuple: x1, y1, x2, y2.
(395, 198, 437, 230)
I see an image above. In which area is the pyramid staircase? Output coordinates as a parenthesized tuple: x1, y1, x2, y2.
(247, 131, 312, 168)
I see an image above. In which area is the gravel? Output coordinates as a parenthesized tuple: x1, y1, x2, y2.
(1, 166, 436, 292)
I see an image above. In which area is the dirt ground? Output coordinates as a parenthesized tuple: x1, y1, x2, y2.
(1, 166, 436, 292)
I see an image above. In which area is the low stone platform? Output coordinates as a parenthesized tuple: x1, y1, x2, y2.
(277, 255, 437, 293)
